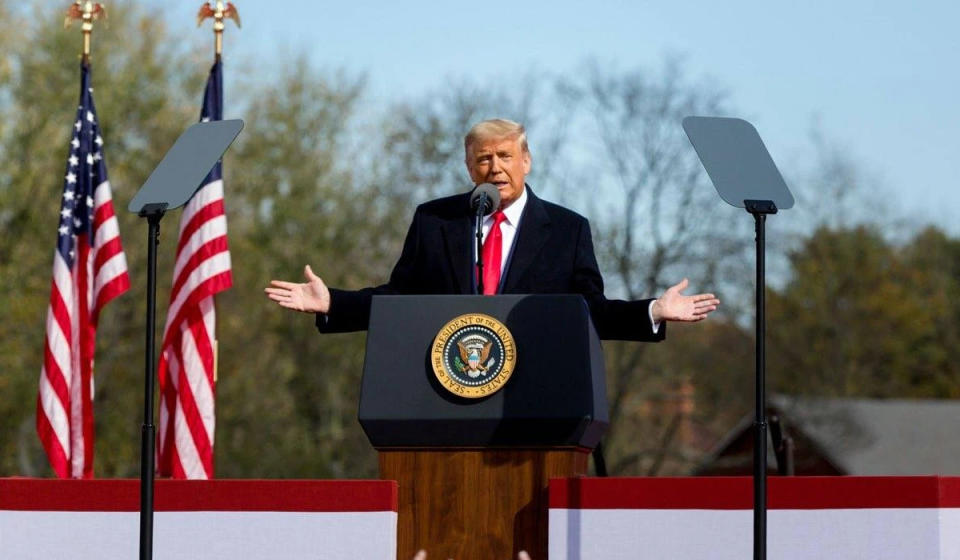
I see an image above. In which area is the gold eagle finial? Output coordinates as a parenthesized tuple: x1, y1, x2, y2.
(197, 2, 240, 57)
(64, 1, 107, 59)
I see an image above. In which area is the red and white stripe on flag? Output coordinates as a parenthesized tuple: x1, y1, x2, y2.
(37, 63, 130, 478)
(157, 60, 232, 480)
(156, 176, 232, 479)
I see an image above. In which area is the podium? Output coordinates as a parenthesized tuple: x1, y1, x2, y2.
(360, 295, 608, 559)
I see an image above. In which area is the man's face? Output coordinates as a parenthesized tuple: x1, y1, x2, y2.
(465, 135, 531, 209)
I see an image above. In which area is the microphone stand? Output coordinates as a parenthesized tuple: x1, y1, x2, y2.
(474, 192, 489, 294)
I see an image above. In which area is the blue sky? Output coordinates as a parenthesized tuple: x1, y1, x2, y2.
(167, 1, 959, 232)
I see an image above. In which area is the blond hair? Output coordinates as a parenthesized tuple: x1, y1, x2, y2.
(464, 119, 529, 158)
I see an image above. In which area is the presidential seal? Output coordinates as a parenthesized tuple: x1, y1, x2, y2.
(431, 313, 517, 399)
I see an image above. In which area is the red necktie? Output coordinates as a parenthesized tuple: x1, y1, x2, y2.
(480, 210, 506, 295)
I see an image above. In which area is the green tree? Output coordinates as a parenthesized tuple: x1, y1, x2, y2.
(768, 225, 960, 398)
(558, 59, 756, 475)
(0, 1, 206, 476)
(214, 59, 385, 478)
(377, 72, 574, 207)
(0, 1, 389, 478)
(899, 227, 960, 397)
(6, 1, 950, 483)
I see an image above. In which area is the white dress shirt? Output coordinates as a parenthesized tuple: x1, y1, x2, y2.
(479, 186, 528, 274)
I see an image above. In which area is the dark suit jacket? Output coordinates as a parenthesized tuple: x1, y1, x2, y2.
(316, 187, 665, 341)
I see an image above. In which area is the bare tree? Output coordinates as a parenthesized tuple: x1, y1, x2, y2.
(376, 73, 574, 207)
(560, 58, 754, 475)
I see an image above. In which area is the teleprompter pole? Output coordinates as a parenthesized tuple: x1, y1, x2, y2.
(745, 199, 776, 560)
(682, 116, 794, 560)
(128, 120, 241, 558)
(139, 203, 166, 560)
(127, 117, 243, 560)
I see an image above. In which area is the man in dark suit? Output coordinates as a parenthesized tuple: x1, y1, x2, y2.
(266, 119, 719, 337)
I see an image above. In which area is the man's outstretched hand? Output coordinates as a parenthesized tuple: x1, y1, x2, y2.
(651, 278, 720, 323)
(264, 265, 331, 313)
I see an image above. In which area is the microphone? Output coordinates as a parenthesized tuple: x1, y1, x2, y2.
(470, 183, 501, 294)
(469, 183, 501, 216)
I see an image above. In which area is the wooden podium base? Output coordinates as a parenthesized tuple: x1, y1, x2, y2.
(380, 448, 589, 560)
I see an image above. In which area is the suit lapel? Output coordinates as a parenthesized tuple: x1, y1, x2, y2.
(503, 187, 551, 292)
(442, 214, 473, 294)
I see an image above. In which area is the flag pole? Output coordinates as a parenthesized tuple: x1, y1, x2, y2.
(66, 5, 157, 554)
(154, 4, 238, 484)
(64, 1, 107, 65)
(41, 1, 130, 481)
(70, 2, 160, 554)
(195, 0, 239, 426)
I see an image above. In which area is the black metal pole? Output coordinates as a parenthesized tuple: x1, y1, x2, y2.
(753, 209, 767, 560)
(592, 440, 608, 477)
(475, 193, 487, 294)
(744, 199, 775, 560)
(139, 205, 165, 560)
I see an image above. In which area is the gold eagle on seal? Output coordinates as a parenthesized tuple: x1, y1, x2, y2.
(458, 340, 493, 376)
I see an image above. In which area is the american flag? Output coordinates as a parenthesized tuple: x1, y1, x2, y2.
(156, 61, 232, 479)
(37, 63, 130, 479)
